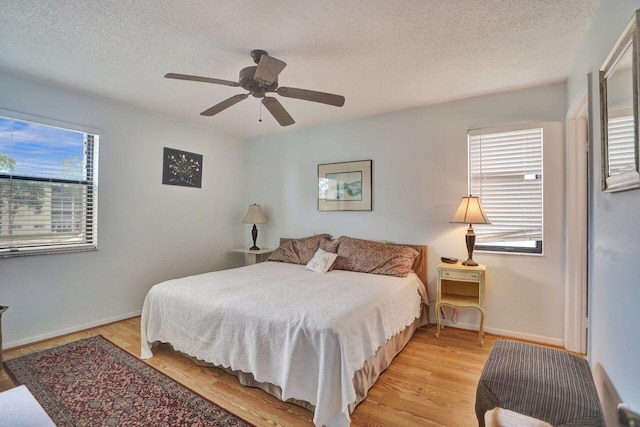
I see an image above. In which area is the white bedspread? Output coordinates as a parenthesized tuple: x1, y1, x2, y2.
(141, 261, 426, 427)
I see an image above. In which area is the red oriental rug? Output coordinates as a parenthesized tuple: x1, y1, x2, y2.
(4, 335, 254, 426)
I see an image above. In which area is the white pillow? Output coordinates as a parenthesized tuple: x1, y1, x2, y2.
(305, 248, 338, 273)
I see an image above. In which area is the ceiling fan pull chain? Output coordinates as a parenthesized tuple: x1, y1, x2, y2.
(259, 102, 263, 123)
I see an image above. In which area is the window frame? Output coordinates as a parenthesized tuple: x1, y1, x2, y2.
(467, 122, 544, 255)
(0, 109, 99, 258)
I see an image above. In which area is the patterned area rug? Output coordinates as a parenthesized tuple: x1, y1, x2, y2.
(4, 335, 254, 426)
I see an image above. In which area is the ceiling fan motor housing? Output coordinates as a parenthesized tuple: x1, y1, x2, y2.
(239, 66, 278, 97)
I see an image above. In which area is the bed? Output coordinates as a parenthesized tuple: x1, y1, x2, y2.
(141, 235, 428, 427)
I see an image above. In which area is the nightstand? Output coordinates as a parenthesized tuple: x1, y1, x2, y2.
(435, 262, 486, 346)
(232, 248, 274, 265)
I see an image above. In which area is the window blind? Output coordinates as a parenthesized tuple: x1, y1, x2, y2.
(607, 115, 636, 175)
(468, 126, 543, 247)
(0, 115, 98, 256)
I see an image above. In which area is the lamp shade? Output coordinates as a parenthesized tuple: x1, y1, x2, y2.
(450, 196, 491, 225)
(242, 204, 268, 224)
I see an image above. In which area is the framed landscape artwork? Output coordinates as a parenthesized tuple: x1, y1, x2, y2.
(162, 147, 203, 188)
(318, 160, 372, 211)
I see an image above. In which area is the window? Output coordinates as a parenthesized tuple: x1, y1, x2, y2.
(468, 124, 543, 254)
(0, 112, 99, 257)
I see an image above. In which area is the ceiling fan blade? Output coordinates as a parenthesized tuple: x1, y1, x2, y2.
(254, 55, 287, 86)
(262, 97, 295, 126)
(165, 73, 240, 87)
(200, 94, 249, 116)
(276, 87, 345, 107)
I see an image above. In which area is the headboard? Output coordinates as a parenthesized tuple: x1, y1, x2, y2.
(279, 237, 428, 286)
(401, 244, 428, 287)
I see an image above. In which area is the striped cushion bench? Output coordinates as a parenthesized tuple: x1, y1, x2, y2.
(475, 339, 604, 427)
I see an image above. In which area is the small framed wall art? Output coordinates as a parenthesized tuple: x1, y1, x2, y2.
(318, 159, 372, 211)
(162, 147, 203, 188)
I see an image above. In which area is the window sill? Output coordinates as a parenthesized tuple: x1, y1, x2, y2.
(475, 249, 543, 257)
(0, 245, 97, 259)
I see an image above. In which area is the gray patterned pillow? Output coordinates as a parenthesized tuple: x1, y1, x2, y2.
(267, 234, 332, 265)
(331, 236, 418, 278)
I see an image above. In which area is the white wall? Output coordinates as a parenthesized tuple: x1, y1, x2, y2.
(0, 71, 246, 347)
(245, 83, 567, 345)
(567, 0, 640, 420)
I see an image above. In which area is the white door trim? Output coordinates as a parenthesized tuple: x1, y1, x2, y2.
(565, 90, 589, 353)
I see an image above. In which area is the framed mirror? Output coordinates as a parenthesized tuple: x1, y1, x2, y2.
(600, 9, 640, 192)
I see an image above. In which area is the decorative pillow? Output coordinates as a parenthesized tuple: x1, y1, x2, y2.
(267, 234, 332, 265)
(331, 236, 419, 278)
(305, 248, 338, 273)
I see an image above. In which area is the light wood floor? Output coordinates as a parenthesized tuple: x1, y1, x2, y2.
(1, 317, 499, 426)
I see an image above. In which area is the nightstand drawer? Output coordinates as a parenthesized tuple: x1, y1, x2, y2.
(441, 269, 481, 281)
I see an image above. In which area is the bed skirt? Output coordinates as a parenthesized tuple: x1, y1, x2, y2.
(181, 303, 429, 415)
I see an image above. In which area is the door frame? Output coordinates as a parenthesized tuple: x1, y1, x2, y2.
(564, 90, 589, 353)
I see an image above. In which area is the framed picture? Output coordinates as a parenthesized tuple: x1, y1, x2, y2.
(162, 147, 203, 188)
(318, 160, 372, 211)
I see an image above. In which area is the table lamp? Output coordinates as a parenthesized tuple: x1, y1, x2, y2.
(450, 195, 491, 266)
(242, 204, 268, 250)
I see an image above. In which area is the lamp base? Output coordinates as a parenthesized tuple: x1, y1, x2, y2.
(250, 224, 259, 251)
(463, 225, 478, 267)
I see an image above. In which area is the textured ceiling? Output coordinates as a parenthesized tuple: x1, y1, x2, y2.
(0, 0, 601, 140)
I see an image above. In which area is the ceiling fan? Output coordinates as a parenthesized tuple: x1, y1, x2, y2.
(165, 50, 345, 126)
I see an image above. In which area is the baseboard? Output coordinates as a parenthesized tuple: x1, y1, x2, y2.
(5, 310, 142, 349)
(431, 317, 564, 347)
(9, 311, 563, 350)
(484, 324, 564, 347)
